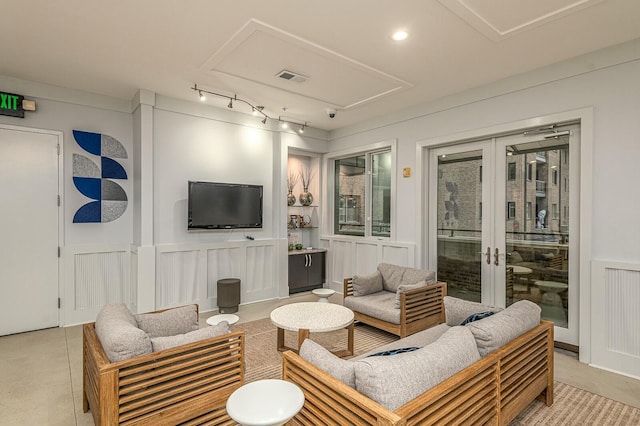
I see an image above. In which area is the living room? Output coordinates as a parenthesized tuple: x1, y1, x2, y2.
(1, 1, 640, 424)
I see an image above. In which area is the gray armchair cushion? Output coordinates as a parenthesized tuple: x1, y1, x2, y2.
(150, 321, 229, 352)
(343, 291, 400, 324)
(299, 339, 356, 388)
(95, 303, 152, 362)
(352, 271, 383, 296)
(394, 280, 429, 309)
(443, 296, 503, 326)
(353, 326, 480, 411)
(465, 300, 541, 356)
(377, 263, 436, 292)
(134, 304, 199, 338)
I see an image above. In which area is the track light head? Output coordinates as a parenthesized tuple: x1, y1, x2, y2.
(199, 91, 205, 101)
(299, 125, 305, 134)
(227, 98, 233, 108)
(261, 117, 267, 124)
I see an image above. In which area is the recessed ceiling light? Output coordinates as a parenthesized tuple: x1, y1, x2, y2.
(392, 30, 409, 41)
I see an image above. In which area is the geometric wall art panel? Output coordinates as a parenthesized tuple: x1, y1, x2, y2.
(72, 130, 128, 223)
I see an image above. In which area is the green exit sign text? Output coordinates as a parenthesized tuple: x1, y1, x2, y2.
(0, 91, 25, 118)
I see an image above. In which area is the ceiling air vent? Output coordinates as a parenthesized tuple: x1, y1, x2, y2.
(276, 70, 308, 83)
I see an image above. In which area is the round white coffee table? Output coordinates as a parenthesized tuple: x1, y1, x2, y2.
(226, 379, 304, 426)
(270, 302, 354, 357)
(311, 288, 335, 303)
(206, 313, 239, 326)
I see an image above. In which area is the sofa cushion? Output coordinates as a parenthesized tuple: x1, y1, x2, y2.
(95, 303, 153, 362)
(443, 296, 503, 326)
(150, 322, 229, 352)
(134, 304, 199, 338)
(352, 271, 383, 296)
(344, 291, 400, 324)
(465, 300, 541, 357)
(394, 280, 429, 309)
(299, 339, 356, 388)
(353, 326, 480, 411)
(351, 323, 450, 361)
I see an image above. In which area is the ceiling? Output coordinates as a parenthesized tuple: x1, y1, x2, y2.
(2, 0, 640, 131)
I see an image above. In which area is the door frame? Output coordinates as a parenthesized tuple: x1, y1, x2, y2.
(0, 123, 64, 327)
(415, 107, 593, 363)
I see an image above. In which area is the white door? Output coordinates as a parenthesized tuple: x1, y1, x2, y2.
(430, 123, 579, 346)
(0, 126, 60, 335)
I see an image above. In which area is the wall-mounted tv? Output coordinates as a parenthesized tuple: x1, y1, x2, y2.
(188, 181, 263, 230)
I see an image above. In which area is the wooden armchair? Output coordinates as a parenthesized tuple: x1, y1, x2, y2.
(344, 278, 446, 338)
(83, 307, 244, 425)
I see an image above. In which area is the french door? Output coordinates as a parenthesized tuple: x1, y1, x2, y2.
(430, 123, 579, 345)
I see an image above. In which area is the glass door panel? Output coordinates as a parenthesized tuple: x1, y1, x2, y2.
(435, 146, 490, 303)
(496, 127, 576, 344)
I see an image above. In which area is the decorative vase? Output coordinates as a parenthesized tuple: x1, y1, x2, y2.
(287, 190, 296, 206)
(299, 188, 313, 206)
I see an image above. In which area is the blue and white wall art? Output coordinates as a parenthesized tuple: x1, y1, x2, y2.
(72, 130, 128, 223)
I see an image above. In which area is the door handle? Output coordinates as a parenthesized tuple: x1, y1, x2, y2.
(484, 247, 491, 265)
(494, 248, 500, 266)
(304, 254, 309, 267)
(308, 254, 312, 267)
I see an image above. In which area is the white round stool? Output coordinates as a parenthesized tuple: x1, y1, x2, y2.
(312, 288, 335, 303)
(226, 379, 304, 426)
(206, 313, 239, 326)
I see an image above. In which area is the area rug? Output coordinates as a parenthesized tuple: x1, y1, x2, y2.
(233, 318, 640, 425)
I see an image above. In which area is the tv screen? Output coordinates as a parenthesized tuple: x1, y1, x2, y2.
(188, 181, 263, 230)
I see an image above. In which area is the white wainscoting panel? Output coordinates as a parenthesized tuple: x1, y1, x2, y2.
(591, 260, 640, 379)
(64, 245, 131, 326)
(321, 236, 415, 293)
(157, 240, 278, 313)
(157, 250, 200, 309)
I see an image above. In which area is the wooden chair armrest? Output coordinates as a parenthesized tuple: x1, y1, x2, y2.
(400, 281, 446, 324)
(343, 278, 354, 297)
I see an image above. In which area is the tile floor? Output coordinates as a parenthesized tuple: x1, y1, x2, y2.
(1, 292, 639, 425)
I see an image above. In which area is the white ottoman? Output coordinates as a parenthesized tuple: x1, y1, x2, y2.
(226, 379, 304, 426)
(312, 288, 335, 303)
(206, 313, 239, 326)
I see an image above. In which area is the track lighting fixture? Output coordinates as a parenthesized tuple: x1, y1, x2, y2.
(191, 84, 308, 131)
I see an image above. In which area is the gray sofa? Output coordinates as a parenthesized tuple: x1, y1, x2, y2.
(343, 263, 446, 337)
(283, 297, 554, 425)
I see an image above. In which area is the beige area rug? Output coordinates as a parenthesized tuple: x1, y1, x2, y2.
(233, 318, 640, 425)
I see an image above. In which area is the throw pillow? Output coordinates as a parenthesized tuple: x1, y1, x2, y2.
(95, 303, 152, 362)
(460, 311, 494, 325)
(352, 271, 383, 297)
(354, 326, 480, 411)
(443, 296, 503, 326)
(465, 300, 541, 357)
(299, 339, 356, 388)
(366, 347, 421, 357)
(135, 304, 199, 338)
(377, 263, 406, 292)
(394, 280, 430, 309)
(151, 321, 229, 352)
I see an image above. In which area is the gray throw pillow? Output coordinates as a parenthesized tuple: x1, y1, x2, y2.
(443, 296, 503, 326)
(352, 271, 383, 297)
(377, 263, 406, 292)
(151, 321, 229, 352)
(135, 304, 199, 338)
(95, 303, 152, 362)
(394, 280, 430, 308)
(299, 339, 356, 388)
(465, 300, 541, 357)
(354, 326, 480, 411)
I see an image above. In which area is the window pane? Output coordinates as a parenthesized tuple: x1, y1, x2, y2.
(372, 151, 391, 237)
(335, 155, 365, 236)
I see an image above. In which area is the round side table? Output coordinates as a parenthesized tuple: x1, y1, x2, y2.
(206, 313, 239, 326)
(226, 379, 304, 426)
(311, 288, 335, 303)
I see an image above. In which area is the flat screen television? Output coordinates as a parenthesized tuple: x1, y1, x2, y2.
(188, 181, 263, 230)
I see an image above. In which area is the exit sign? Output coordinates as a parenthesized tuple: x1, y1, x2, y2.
(0, 91, 25, 118)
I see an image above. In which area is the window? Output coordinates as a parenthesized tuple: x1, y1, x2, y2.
(552, 169, 558, 185)
(507, 202, 516, 219)
(334, 150, 392, 237)
(564, 206, 569, 220)
(507, 163, 516, 180)
(525, 202, 532, 220)
(479, 202, 482, 220)
(526, 163, 533, 181)
(479, 165, 483, 182)
(552, 204, 558, 219)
